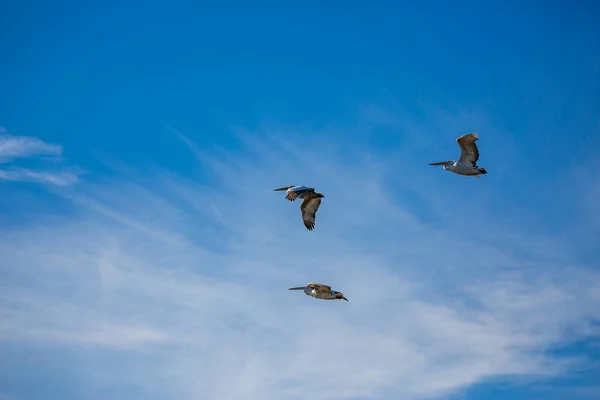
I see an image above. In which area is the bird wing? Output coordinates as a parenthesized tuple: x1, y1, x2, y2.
(310, 283, 332, 293)
(456, 132, 480, 166)
(286, 186, 315, 201)
(286, 190, 300, 201)
(300, 197, 321, 230)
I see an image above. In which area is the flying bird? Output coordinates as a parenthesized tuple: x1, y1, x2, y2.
(288, 283, 349, 302)
(429, 132, 488, 179)
(273, 185, 316, 201)
(273, 185, 324, 231)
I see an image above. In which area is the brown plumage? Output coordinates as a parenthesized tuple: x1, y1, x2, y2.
(456, 133, 480, 167)
(308, 283, 331, 293)
(300, 193, 324, 231)
(288, 282, 349, 301)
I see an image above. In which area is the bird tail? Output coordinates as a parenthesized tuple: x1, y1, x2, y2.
(478, 168, 488, 174)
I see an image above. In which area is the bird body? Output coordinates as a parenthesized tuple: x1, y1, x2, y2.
(429, 132, 488, 179)
(288, 283, 349, 301)
(273, 185, 315, 201)
(274, 185, 325, 230)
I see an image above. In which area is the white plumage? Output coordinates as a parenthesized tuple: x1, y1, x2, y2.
(429, 132, 488, 179)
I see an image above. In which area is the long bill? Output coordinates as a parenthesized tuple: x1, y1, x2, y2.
(288, 286, 307, 290)
(429, 161, 451, 166)
(274, 186, 293, 191)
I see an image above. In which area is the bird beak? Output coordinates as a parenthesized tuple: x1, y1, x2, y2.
(274, 186, 292, 191)
(288, 286, 306, 290)
(429, 161, 447, 166)
(342, 297, 349, 302)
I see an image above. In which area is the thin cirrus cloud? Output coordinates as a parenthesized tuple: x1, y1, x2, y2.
(0, 166, 83, 186)
(0, 127, 62, 159)
(1, 113, 599, 400)
(0, 127, 83, 186)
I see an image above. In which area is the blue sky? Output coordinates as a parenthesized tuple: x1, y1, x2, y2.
(1, 1, 599, 399)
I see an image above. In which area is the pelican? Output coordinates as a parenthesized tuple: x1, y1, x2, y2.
(288, 283, 349, 302)
(273, 185, 324, 231)
(429, 132, 488, 179)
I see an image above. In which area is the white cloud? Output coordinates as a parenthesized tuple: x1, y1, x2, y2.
(1, 124, 599, 400)
(0, 129, 82, 186)
(0, 131, 62, 160)
(0, 166, 84, 186)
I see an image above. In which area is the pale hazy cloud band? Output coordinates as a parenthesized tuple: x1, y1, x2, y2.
(0, 128, 82, 186)
(0, 130, 62, 160)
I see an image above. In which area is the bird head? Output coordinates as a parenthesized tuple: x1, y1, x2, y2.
(288, 285, 308, 291)
(274, 186, 294, 191)
(429, 160, 454, 170)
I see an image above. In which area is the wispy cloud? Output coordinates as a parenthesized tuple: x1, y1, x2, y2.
(1, 117, 599, 400)
(0, 166, 84, 186)
(0, 128, 62, 160)
(0, 127, 83, 186)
